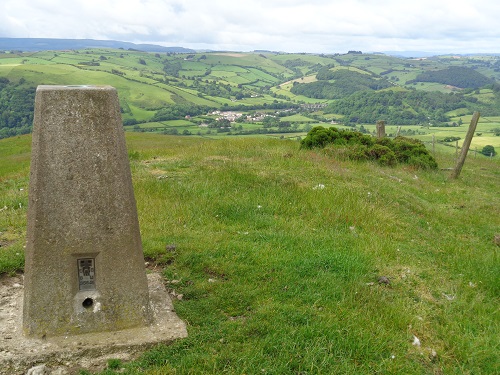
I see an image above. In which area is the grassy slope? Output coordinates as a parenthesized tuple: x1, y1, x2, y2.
(1, 133, 498, 374)
(0, 135, 30, 272)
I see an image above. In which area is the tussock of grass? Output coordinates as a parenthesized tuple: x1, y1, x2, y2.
(0, 133, 498, 374)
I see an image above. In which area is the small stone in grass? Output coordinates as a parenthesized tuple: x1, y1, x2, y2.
(378, 276, 390, 285)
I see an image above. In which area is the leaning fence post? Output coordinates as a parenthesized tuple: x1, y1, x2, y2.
(450, 111, 480, 179)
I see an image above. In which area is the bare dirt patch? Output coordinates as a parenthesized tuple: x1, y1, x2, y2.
(0, 273, 187, 375)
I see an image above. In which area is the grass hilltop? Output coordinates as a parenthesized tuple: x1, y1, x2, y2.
(0, 132, 498, 374)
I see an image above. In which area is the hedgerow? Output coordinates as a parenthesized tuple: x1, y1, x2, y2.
(300, 126, 438, 169)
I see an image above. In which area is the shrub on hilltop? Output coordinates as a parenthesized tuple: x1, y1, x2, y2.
(481, 145, 496, 157)
(300, 126, 438, 169)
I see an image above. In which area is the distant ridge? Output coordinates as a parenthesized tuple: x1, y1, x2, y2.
(382, 51, 439, 58)
(0, 38, 195, 53)
(383, 50, 500, 58)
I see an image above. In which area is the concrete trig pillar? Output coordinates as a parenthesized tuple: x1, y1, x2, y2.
(23, 85, 151, 337)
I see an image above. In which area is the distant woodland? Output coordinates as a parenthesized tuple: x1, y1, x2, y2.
(408, 66, 493, 88)
(291, 69, 392, 99)
(0, 78, 35, 138)
(325, 88, 496, 125)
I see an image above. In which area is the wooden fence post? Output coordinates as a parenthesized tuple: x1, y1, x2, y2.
(450, 111, 480, 179)
(376, 120, 386, 139)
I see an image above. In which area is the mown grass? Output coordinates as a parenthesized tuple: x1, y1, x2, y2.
(1, 133, 499, 374)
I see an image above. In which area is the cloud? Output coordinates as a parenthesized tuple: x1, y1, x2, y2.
(1, 0, 500, 53)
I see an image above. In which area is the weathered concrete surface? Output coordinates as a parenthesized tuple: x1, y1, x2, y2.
(0, 273, 187, 375)
(24, 86, 151, 337)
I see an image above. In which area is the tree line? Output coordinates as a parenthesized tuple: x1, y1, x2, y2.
(0, 78, 36, 139)
(290, 69, 392, 99)
(407, 66, 492, 89)
(325, 89, 478, 125)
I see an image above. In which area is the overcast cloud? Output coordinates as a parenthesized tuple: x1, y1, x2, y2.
(1, 0, 499, 53)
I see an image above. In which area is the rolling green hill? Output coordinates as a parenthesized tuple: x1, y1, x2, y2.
(2, 48, 500, 143)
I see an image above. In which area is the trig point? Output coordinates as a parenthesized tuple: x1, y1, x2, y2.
(0, 85, 185, 374)
(23, 85, 151, 337)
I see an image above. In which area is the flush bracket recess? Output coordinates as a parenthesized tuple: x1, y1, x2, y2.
(77, 258, 96, 291)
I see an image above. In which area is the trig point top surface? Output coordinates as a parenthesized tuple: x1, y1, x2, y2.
(37, 84, 114, 90)
(23, 84, 151, 338)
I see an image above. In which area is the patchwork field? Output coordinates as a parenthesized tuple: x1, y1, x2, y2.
(1, 49, 500, 160)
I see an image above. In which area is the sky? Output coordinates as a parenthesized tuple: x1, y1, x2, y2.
(1, 0, 500, 54)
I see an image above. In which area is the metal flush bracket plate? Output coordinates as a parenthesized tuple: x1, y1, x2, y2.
(77, 258, 96, 291)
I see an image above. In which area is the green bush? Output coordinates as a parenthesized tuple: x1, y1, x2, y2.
(324, 143, 370, 161)
(391, 137, 438, 169)
(407, 154, 438, 169)
(300, 126, 341, 149)
(481, 145, 496, 156)
(369, 144, 397, 166)
(300, 126, 438, 169)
